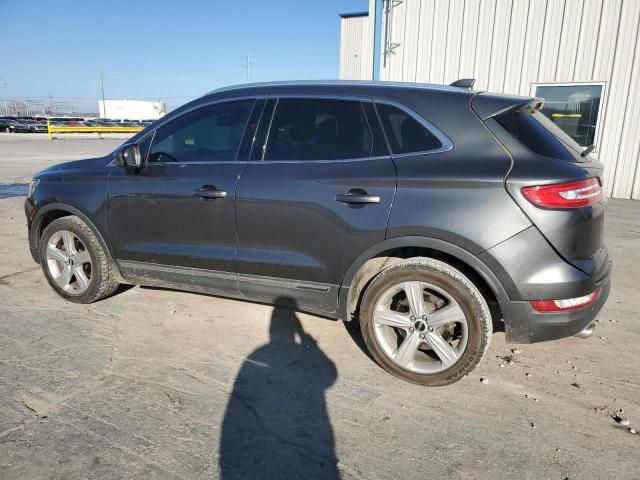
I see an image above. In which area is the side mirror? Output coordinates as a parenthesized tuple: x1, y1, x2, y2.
(115, 144, 143, 170)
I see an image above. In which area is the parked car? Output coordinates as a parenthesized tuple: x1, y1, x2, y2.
(24, 80, 611, 386)
(0, 118, 17, 133)
(19, 119, 48, 133)
(0, 118, 30, 133)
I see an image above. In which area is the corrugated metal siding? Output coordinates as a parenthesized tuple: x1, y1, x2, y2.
(340, 0, 640, 200)
(339, 15, 373, 80)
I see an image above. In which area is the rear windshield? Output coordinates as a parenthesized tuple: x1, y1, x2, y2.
(496, 108, 580, 161)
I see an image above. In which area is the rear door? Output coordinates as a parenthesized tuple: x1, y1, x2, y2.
(107, 99, 261, 292)
(235, 97, 396, 314)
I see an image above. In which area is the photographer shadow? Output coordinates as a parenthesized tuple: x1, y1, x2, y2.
(219, 297, 340, 480)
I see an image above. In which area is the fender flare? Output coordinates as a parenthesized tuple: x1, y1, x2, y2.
(337, 235, 510, 320)
(30, 202, 114, 262)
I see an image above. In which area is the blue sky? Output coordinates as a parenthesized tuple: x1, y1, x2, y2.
(0, 0, 367, 112)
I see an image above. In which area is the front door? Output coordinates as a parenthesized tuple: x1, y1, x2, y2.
(107, 99, 259, 292)
(235, 98, 396, 313)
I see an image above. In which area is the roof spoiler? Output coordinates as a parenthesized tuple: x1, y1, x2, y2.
(450, 78, 476, 89)
(471, 92, 544, 120)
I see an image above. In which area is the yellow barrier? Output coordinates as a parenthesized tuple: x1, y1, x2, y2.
(47, 122, 144, 140)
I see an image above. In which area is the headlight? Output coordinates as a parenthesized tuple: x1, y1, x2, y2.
(28, 178, 39, 198)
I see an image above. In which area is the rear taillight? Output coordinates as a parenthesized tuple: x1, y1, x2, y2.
(530, 288, 600, 312)
(521, 178, 602, 208)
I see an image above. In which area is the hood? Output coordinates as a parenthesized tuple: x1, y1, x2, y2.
(35, 156, 110, 177)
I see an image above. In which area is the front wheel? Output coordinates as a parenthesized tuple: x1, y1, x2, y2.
(359, 258, 492, 386)
(40, 216, 119, 303)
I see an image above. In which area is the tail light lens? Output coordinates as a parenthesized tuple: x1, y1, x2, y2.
(521, 178, 602, 208)
(530, 288, 600, 312)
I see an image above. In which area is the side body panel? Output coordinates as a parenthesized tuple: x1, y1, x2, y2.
(29, 158, 112, 261)
(107, 162, 244, 274)
(235, 158, 396, 314)
(385, 91, 532, 255)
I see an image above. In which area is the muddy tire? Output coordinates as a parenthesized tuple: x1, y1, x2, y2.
(40, 216, 119, 303)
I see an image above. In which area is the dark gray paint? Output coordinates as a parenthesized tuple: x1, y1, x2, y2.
(25, 81, 611, 343)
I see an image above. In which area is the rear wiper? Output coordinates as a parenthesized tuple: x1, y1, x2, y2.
(581, 145, 595, 157)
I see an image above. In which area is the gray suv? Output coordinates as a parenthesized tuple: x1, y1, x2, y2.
(24, 80, 611, 386)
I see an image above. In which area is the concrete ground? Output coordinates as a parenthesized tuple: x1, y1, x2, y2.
(0, 136, 638, 479)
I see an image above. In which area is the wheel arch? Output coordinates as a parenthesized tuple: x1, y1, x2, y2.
(338, 236, 510, 324)
(30, 203, 114, 264)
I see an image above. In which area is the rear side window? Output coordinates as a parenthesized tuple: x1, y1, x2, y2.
(496, 108, 575, 161)
(376, 103, 442, 154)
(148, 100, 254, 163)
(264, 99, 373, 161)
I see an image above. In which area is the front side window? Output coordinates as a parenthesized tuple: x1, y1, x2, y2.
(376, 103, 443, 154)
(148, 100, 254, 163)
(533, 83, 604, 147)
(264, 99, 373, 161)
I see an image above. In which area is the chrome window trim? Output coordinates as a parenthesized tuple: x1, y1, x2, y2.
(109, 93, 453, 167)
(254, 95, 452, 164)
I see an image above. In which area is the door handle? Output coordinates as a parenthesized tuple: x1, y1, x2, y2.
(193, 185, 227, 199)
(335, 188, 381, 205)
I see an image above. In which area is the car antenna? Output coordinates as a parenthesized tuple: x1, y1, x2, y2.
(450, 78, 476, 89)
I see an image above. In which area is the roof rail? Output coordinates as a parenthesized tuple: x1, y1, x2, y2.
(450, 78, 476, 89)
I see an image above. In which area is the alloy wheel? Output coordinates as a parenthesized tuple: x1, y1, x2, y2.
(45, 230, 93, 294)
(373, 281, 468, 374)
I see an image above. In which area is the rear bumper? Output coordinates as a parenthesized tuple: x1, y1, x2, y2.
(500, 261, 611, 343)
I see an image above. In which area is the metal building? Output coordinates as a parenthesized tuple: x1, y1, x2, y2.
(339, 0, 640, 200)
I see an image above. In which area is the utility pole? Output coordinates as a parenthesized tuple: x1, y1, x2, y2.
(0, 79, 7, 115)
(47, 94, 54, 115)
(100, 66, 107, 118)
(245, 52, 250, 83)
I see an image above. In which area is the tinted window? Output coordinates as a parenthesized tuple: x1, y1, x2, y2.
(362, 101, 390, 157)
(376, 103, 442, 154)
(148, 100, 254, 163)
(496, 108, 575, 161)
(264, 99, 373, 161)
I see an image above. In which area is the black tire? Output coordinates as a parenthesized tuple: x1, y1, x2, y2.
(359, 257, 492, 386)
(40, 216, 119, 303)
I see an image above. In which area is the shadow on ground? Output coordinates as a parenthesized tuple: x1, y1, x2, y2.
(219, 297, 340, 480)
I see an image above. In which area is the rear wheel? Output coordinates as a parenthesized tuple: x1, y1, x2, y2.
(40, 216, 119, 303)
(359, 258, 492, 386)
